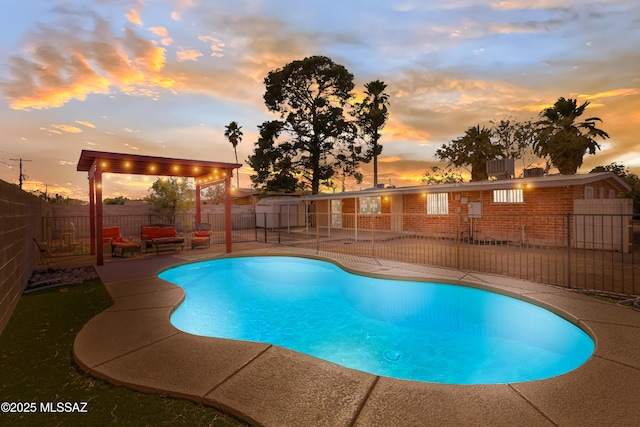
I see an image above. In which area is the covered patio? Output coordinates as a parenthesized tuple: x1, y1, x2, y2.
(77, 150, 241, 265)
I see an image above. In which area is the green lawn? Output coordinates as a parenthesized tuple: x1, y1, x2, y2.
(0, 278, 247, 426)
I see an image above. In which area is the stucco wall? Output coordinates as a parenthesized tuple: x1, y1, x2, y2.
(0, 179, 51, 333)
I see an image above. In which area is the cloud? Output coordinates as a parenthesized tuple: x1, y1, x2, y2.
(198, 35, 225, 57)
(52, 124, 83, 133)
(1, 17, 174, 110)
(171, 0, 195, 20)
(126, 0, 144, 25)
(578, 88, 639, 101)
(75, 120, 96, 128)
(176, 48, 204, 62)
(491, 0, 573, 10)
(148, 26, 173, 46)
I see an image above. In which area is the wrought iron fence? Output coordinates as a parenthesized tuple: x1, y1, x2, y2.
(41, 213, 258, 256)
(259, 212, 639, 297)
(43, 211, 639, 296)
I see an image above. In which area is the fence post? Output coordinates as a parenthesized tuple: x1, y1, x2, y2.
(254, 212, 258, 242)
(371, 215, 375, 257)
(264, 212, 267, 243)
(315, 211, 320, 252)
(278, 210, 281, 244)
(456, 211, 460, 270)
(567, 212, 572, 289)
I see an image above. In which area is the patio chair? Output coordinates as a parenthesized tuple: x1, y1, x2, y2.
(33, 238, 56, 267)
(191, 223, 212, 249)
(104, 226, 141, 257)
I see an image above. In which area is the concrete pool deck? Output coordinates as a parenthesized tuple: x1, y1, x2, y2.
(73, 243, 640, 426)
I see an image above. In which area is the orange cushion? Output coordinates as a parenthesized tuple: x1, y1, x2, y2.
(103, 226, 122, 243)
(141, 226, 161, 239)
(159, 227, 176, 238)
(113, 241, 138, 248)
(194, 231, 210, 237)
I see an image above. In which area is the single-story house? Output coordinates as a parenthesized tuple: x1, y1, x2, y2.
(303, 172, 633, 251)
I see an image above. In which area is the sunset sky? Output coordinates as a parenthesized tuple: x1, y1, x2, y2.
(1, 0, 638, 200)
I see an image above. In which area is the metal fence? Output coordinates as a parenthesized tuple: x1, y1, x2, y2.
(41, 213, 258, 256)
(43, 212, 639, 296)
(259, 212, 639, 297)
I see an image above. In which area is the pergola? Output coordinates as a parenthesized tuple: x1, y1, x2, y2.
(77, 150, 242, 265)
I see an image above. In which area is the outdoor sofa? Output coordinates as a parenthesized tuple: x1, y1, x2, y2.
(140, 224, 186, 255)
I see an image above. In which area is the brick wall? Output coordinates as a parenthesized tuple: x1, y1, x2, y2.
(0, 180, 51, 333)
(318, 180, 625, 246)
(400, 182, 622, 245)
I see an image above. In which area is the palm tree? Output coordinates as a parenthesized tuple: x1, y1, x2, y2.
(534, 97, 609, 175)
(224, 121, 243, 188)
(437, 125, 504, 181)
(356, 80, 389, 188)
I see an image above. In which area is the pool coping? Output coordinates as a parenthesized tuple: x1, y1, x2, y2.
(73, 246, 640, 426)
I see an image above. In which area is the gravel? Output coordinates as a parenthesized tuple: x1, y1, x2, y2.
(25, 265, 99, 294)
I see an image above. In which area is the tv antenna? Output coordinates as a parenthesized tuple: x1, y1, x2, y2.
(9, 157, 32, 189)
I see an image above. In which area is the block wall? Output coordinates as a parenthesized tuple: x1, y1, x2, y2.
(0, 180, 51, 333)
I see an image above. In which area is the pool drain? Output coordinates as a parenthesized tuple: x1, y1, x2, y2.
(384, 350, 403, 362)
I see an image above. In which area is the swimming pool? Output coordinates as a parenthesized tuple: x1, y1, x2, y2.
(160, 256, 594, 384)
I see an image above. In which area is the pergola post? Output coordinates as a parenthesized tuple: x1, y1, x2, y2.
(195, 183, 202, 224)
(88, 173, 96, 255)
(95, 164, 104, 266)
(225, 172, 232, 253)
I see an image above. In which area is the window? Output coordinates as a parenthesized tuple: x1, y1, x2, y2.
(493, 189, 523, 203)
(359, 196, 381, 214)
(426, 193, 448, 215)
(584, 186, 594, 199)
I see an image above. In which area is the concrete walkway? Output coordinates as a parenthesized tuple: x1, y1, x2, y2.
(73, 243, 640, 426)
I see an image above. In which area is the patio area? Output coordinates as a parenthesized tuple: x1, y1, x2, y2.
(71, 242, 640, 426)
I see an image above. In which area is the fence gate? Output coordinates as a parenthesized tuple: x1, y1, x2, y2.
(573, 199, 633, 253)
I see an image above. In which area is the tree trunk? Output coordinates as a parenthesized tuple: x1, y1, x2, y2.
(234, 148, 239, 188)
(373, 143, 378, 188)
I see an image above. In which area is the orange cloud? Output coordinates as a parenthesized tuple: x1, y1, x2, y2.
(52, 124, 83, 133)
(378, 156, 402, 163)
(75, 120, 96, 128)
(126, 0, 144, 25)
(148, 26, 173, 46)
(148, 26, 167, 37)
(3, 20, 175, 110)
(176, 49, 204, 62)
(198, 35, 225, 57)
(578, 88, 639, 101)
(520, 103, 553, 113)
(126, 9, 142, 25)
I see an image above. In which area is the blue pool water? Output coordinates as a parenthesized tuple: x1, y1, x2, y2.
(160, 256, 594, 384)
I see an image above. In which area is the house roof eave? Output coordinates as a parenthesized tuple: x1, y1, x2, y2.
(302, 172, 632, 201)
